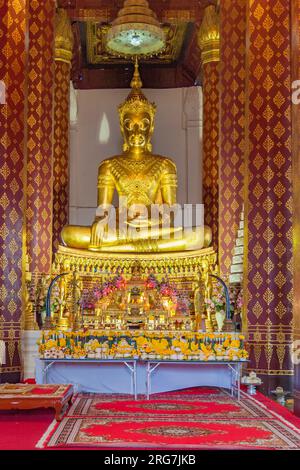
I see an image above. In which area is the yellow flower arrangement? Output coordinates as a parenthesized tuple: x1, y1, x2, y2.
(145, 344, 153, 354)
(136, 336, 147, 347)
(200, 344, 210, 355)
(196, 333, 205, 340)
(72, 348, 86, 358)
(151, 339, 169, 355)
(87, 339, 100, 351)
(172, 339, 181, 348)
(38, 330, 248, 361)
(190, 342, 199, 352)
(45, 339, 57, 349)
(178, 342, 189, 355)
(163, 348, 173, 356)
(237, 349, 249, 359)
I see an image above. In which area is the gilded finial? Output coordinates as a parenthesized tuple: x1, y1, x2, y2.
(118, 59, 156, 123)
(55, 8, 74, 64)
(198, 5, 220, 65)
(130, 57, 143, 90)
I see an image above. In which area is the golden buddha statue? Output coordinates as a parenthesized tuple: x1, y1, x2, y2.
(61, 61, 212, 253)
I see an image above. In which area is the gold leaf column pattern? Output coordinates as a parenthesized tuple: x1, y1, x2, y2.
(26, 0, 56, 276)
(292, 0, 300, 413)
(198, 5, 220, 252)
(245, 0, 293, 388)
(52, 8, 74, 255)
(219, 0, 246, 280)
(0, 0, 27, 381)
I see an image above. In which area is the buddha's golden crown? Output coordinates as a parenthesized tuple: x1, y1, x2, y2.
(118, 59, 156, 121)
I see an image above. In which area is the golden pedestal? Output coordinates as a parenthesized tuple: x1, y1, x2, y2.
(51, 245, 217, 332)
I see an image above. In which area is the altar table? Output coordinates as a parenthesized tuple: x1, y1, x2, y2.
(36, 359, 245, 398)
(146, 360, 243, 401)
(37, 359, 137, 399)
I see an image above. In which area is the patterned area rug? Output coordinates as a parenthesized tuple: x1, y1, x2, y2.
(40, 388, 300, 450)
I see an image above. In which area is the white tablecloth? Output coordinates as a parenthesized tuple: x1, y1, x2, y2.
(35, 359, 235, 394)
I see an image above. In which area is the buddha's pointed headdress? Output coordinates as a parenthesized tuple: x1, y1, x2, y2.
(118, 58, 157, 122)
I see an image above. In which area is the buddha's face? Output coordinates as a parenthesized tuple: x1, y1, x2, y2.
(122, 111, 153, 152)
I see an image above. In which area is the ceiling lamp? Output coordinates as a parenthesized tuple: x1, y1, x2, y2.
(106, 0, 166, 57)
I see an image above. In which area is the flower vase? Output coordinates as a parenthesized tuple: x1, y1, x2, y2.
(215, 310, 226, 332)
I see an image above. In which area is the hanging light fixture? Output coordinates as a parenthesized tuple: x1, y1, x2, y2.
(106, 0, 166, 57)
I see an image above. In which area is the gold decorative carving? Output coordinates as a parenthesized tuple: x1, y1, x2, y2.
(23, 255, 39, 331)
(54, 246, 217, 277)
(162, 10, 194, 23)
(70, 8, 111, 22)
(249, 370, 294, 376)
(24, 287, 39, 331)
(51, 245, 217, 332)
(55, 8, 74, 64)
(198, 5, 220, 65)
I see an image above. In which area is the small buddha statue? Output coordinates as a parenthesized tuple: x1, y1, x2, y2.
(61, 61, 212, 253)
(193, 272, 205, 331)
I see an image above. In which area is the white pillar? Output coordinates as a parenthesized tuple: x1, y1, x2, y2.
(69, 82, 79, 224)
(21, 331, 40, 380)
(183, 87, 203, 205)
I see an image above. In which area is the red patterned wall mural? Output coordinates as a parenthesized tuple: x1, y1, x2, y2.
(0, 0, 27, 381)
(219, 0, 246, 279)
(26, 0, 55, 275)
(202, 62, 220, 251)
(245, 0, 293, 387)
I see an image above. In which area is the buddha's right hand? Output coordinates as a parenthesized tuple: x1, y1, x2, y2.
(90, 214, 108, 248)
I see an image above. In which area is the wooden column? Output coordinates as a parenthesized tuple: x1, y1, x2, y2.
(0, 0, 27, 381)
(292, 0, 300, 416)
(198, 5, 220, 252)
(245, 0, 293, 392)
(26, 0, 56, 277)
(52, 9, 74, 255)
(219, 0, 246, 280)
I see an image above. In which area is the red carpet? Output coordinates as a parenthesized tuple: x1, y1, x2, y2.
(0, 409, 54, 450)
(41, 388, 300, 450)
(1, 387, 300, 450)
(0, 383, 72, 450)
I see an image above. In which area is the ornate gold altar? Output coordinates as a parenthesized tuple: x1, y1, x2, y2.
(50, 245, 218, 333)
